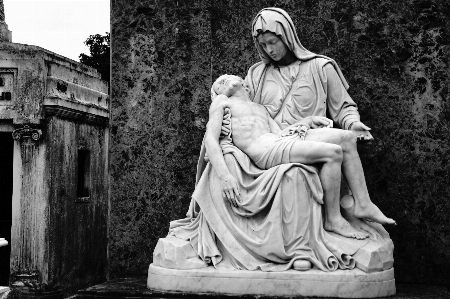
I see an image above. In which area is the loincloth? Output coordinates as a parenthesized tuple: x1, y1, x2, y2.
(254, 126, 308, 169)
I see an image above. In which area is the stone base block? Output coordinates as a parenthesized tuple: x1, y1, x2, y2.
(0, 287, 9, 299)
(354, 239, 394, 273)
(148, 264, 396, 298)
(153, 236, 207, 270)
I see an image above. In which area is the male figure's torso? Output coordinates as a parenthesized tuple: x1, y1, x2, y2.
(218, 95, 280, 164)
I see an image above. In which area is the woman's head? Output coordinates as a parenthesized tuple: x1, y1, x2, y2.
(250, 8, 350, 89)
(252, 8, 316, 64)
(256, 31, 290, 62)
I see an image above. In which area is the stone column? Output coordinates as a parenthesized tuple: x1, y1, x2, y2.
(10, 124, 49, 286)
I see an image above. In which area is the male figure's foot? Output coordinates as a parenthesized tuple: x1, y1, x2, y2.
(340, 195, 384, 240)
(293, 260, 312, 271)
(354, 202, 396, 225)
(341, 210, 382, 241)
(324, 217, 368, 240)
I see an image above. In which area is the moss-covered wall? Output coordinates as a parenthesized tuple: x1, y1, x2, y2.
(110, 0, 450, 285)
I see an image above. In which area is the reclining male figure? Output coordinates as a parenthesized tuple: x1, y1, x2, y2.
(205, 74, 395, 240)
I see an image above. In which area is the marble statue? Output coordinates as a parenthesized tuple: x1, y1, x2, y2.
(148, 7, 396, 298)
(208, 74, 395, 240)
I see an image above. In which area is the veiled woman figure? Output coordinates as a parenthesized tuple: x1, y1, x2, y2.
(244, 7, 371, 136)
(169, 7, 389, 272)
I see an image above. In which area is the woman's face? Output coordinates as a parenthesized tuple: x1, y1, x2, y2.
(257, 31, 289, 62)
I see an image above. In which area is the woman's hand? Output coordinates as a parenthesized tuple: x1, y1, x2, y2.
(220, 108, 231, 137)
(307, 116, 333, 128)
(220, 174, 241, 207)
(294, 116, 331, 129)
(350, 121, 374, 141)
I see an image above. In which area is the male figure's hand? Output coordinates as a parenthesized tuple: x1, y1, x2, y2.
(351, 121, 374, 141)
(220, 174, 241, 207)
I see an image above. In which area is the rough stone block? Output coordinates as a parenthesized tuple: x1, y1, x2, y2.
(153, 237, 207, 270)
(353, 239, 394, 273)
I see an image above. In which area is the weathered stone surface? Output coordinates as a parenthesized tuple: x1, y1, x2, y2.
(110, 0, 211, 277)
(152, 237, 206, 270)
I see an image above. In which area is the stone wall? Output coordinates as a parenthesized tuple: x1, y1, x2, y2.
(110, 0, 450, 285)
(110, 0, 211, 275)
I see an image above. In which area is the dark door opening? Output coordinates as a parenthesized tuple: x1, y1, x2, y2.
(0, 132, 13, 285)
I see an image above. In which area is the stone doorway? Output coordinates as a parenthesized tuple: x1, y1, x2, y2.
(0, 132, 13, 285)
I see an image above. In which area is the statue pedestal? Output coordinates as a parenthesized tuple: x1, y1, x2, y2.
(148, 264, 395, 298)
(148, 236, 395, 298)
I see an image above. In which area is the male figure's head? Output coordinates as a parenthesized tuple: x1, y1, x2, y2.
(211, 74, 249, 100)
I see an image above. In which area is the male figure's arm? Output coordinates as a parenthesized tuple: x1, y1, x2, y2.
(205, 95, 240, 205)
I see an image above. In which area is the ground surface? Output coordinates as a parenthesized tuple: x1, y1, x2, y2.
(74, 277, 450, 299)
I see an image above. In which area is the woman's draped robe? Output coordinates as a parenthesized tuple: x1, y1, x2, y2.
(169, 57, 373, 272)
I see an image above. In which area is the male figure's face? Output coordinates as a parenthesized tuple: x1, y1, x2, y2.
(213, 75, 244, 97)
(257, 31, 289, 62)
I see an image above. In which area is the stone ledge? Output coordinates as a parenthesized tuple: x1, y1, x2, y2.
(147, 264, 396, 298)
(43, 98, 109, 125)
(46, 76, 109, 108)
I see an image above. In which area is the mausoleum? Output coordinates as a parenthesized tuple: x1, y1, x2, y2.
(0, 1, 110, 296)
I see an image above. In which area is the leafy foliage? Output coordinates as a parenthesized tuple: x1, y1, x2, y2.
(79, 32, 110, 82)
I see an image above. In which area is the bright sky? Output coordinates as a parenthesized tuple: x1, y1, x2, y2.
(4, 0, 110, 62)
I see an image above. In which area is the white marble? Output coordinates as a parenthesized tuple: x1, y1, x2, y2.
(0, 238, 7, 247)
(153, 236, 207, 270)
(353, 239, 394, 273)
(0, 287, 9, 299)
(148, 264, 395, 298)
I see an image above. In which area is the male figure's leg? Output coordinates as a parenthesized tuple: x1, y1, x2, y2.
(301, 128, 395, 225)
(287, 140, 368, 239)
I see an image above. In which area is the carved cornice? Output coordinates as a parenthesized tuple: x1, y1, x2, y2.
(43, 98, 109, 126)
(12, 125, 42, 141)
(44, 105, 109, 126)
